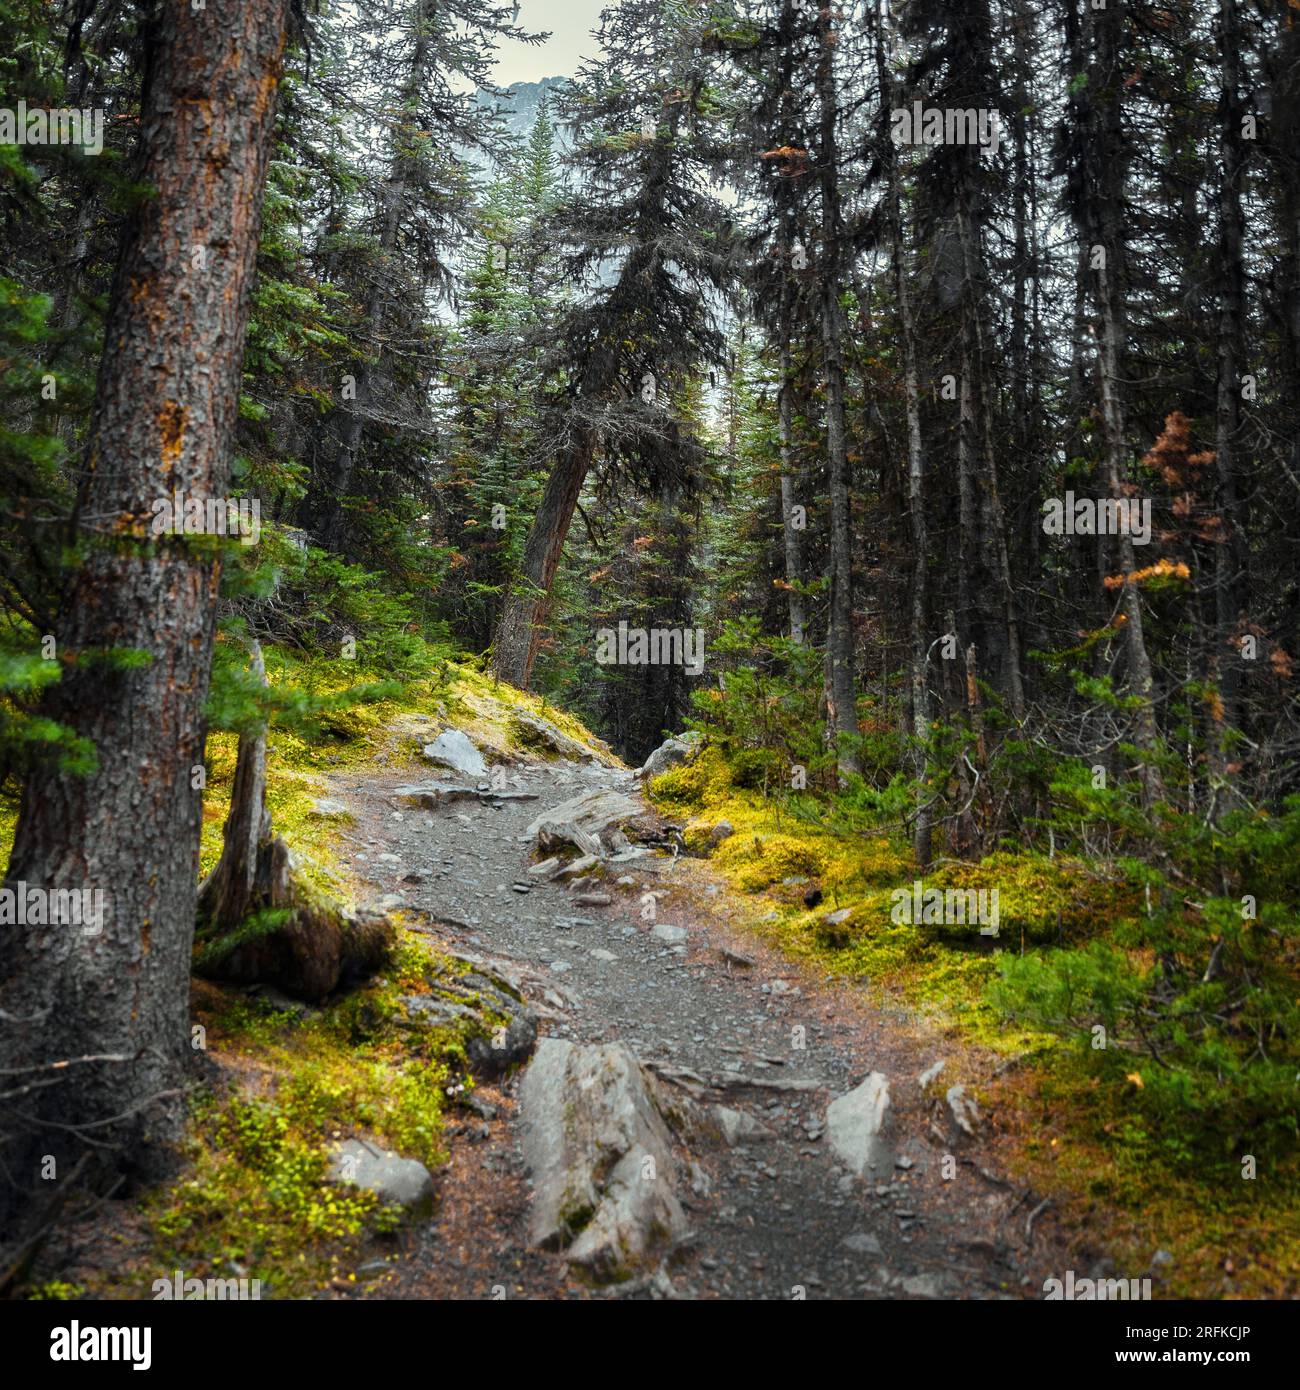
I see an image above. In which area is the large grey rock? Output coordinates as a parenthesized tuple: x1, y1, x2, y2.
(636, 732, 701, 781)
(398, 994, 476, 1027)
(518, 1039, 690, 1281)
(422, 729, 488, 778)
(393, 782, 482, 810)
(826, 1072, 892, 1178)
(512, 711, 606, 763)
(525, 788, 646, 857)
(327, 1139, 434, 1216)
(466, 1007, 538, 1078)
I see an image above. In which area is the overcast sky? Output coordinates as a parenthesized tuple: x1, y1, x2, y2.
(491, 0, 608, 86)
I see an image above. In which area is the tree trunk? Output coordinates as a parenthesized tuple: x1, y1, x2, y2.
(1214, 0, 1247, 731)
(876, 3, 933, 867)
(196, 643, 274, 927)
(491, 431, 595, 689)
(777, 329, 807, 644)
(0, 0, 292, 1245)
(816, 8, 859, 777)
(300, 0, 436, 549)
(1086, 1, 1164, 805)
(192, 640, 393, 1002)
(896, 180, 933, 869)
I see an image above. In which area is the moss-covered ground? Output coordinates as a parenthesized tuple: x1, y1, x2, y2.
(648, 746, 1300, 1298)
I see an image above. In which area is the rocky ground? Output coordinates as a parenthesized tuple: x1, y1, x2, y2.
(324, 731, 1077, 1301)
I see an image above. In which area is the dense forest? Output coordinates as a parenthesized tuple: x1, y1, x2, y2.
(1, 0, 1297, 1319)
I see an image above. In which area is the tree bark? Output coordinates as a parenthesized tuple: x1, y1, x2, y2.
(1214, 0, 1247, 730)
(876, 1, 933, 866)
(777, 328, 807, 645)
(1084, 0, 1164, 805)
(300, 0, 437, 549)
(0, 0, 292, 1241)
(816, 8, 859, 777)
(192, 644, 393, 1003)
(491, 430, 595, 689)
(196, 643, 273, 928)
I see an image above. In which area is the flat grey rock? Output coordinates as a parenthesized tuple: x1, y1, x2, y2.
(526, 788, 644, 856)
(422, 729, 488, 779)
(918, 1059, 946, 1088)
(826, 1072, 892, 1177)
(327, 1139, 434, 1216)
(713, 1105, 775, 1146)
(393, 782, 481, 809)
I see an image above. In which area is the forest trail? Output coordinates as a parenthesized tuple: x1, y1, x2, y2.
(322, 735, 1075, 1300)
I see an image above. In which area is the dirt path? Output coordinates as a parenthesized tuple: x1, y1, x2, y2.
(327, 749, 1075, 1300)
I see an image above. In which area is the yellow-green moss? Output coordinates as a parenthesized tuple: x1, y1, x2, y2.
(76, 929, 466, 1299)
(647, 745, 734, 810)
(993, 1057, 1300, 1298)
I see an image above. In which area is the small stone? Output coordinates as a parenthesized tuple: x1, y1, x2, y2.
(327, 1139, 433, 1216)
(713, 1105, 775, 1146)
(709, 820, 734, 846)
(917, 1059, 946, 1088)
(946, 1084, 982, 1137)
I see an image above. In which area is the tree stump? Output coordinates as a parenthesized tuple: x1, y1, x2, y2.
(194, 641, 392, 1002)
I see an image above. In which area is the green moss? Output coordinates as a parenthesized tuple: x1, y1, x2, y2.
(647, 746, 733, 810)
(26, 1281, 85, 1300)
(68, 927, 473, 1299)
(650, 746, 1299, 1294)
